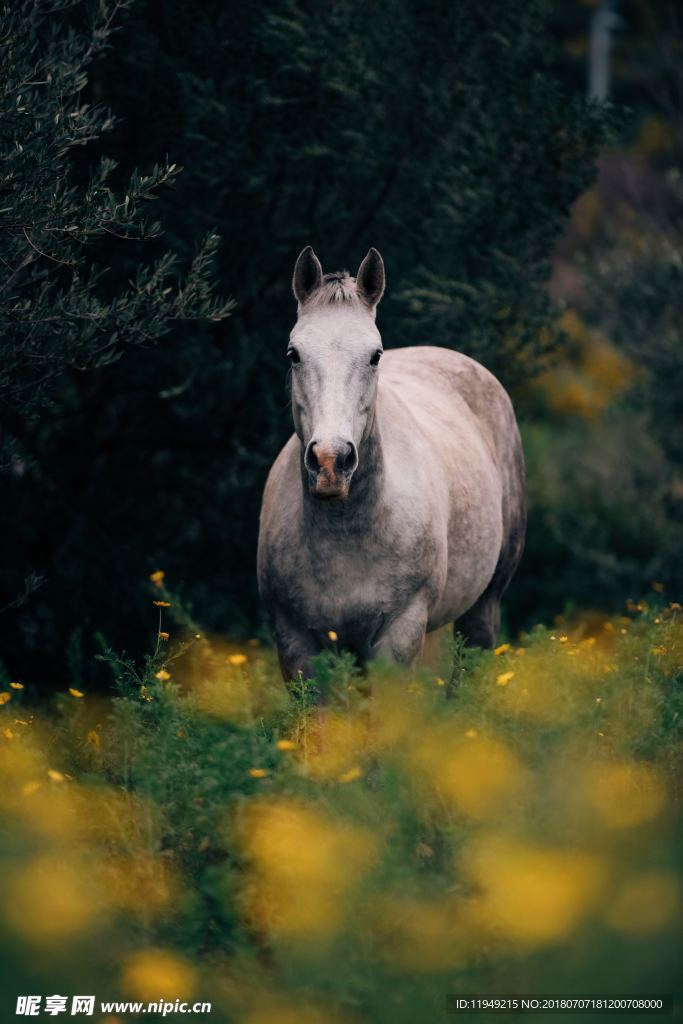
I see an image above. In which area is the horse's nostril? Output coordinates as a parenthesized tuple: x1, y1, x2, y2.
(338, 443, 357, 473)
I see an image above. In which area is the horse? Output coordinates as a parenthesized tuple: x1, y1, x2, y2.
(257, 246, 526, 683)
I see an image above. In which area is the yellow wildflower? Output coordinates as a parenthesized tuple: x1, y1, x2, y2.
(494, 643, 510, 656)
(339, 766, 363, 783)
(149, 570, 165, 586)
(435, 677, 446, 686)
(227, 653, 247, 666)
(559, 635, 569, 644)
(87, 730, 100, 747)
(516, 647, 526, 657)
(21, 781, 41, 797)
(68, 688, 84, 698)
(153, 600, 172, 608)
(155, 669, 171, 681)
(9, 681, 24, 690)
(0, 693, 11, 705)
(47, 769, 65, 782)
(328, 630, 338, 642)
(249, 768, 269, 778)
(3, 727, 14, 740)
(496, 671, 514, 687)
(651, 647, 666, 656)
(276, 739, 296, 751)
(159, 631, 170, 641)
(465, 728, 478, 739)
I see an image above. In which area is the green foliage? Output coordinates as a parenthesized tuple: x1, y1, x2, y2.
(0, 0, 231, 425)
(0, 603, 681, 1020)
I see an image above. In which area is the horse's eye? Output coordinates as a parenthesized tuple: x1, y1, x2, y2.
(288, 348, 300, 364)
(370, 349, 382, 367)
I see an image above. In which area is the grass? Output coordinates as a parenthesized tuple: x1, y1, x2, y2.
(0, 594, 681, 1023)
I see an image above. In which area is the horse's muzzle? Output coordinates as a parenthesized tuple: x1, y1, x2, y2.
(304, 437, 358, 500)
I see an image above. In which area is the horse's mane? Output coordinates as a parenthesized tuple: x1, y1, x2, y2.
(303, 271, 362, 310)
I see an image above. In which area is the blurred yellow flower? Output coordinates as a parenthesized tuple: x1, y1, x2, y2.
(338, 766, 363, 783)
(87, 730, 100, 748)
(227, 653, 247, 666)
(494, 643, 510, 656)
(605, 872, 681, 935)
(276, 739, 296, 751)
(155, 669, 171, 681)
(153, 600, 172, 607)
(21, 781, 41, 797)
(68, 688, 84, 698)
(3, 727, 14, 740)
(249, 768, 269, 778)
(584, 761, 665, 829)
(122, 950, 196, 1002)
(328, 630, 338, 642)
(0, 693, 11, 705)
(241, 799, 376, 941)
(159, 631, 170, 641)
(496, 671, 514, 686)
(149, 570, 165, 586)
(9, 681, 23, 690)
(435, 676, 446, 686)
(3, 856, 102, 943)
(465, 835, 604, 948)
(47, 769, 66, 782)
(465, 728, 478, 739)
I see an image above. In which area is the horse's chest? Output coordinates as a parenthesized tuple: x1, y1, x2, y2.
(293, 522, 439, 630)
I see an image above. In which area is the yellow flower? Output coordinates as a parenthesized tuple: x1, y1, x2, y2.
(227, 653, 247, 666)
(87, 730, 100, 748)
(494, 643, 510, 656)
(249, 768, 269, 778)
(9, 681, 24, 690)
(155, 669, 171, 681)
(3, 727, 14, 740)
(338, 766, 363, 784)
(158, 631, 170, 641)
(21, 781, 41, 797)
(465, 728, 478, 739)
(651, 646, 666, 656)
(516, 647, 526, 657)
(0, 692, 11, 705)
(68, 688, 84, 698)
(153, 600, 172, 608)
(149, 570, 165, 586)
(328, 630, 338, 642)
(496, 671, 514, 687)
(276, 739, 296, 751)
(47, 769, 65, 782)
(435, 677, 446, 686)
(559, 635, 569, 644)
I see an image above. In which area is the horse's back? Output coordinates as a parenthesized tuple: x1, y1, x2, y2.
(380, 346, 518, 460)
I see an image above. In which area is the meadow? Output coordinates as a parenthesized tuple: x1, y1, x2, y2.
(0, 582, 681, 1023)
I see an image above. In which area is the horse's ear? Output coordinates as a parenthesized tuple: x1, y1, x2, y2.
(293, 246, 323, 306)
(356, 248, 385, 310)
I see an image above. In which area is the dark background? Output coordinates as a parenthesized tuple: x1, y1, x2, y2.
(1, 0, 681, 688)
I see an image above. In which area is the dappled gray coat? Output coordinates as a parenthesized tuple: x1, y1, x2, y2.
(258, 247, 526, 682)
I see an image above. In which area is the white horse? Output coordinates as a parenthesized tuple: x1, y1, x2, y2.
(258, 247, 525, 681)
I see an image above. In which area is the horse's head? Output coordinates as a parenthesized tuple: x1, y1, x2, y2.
(288, 246, 385, 500)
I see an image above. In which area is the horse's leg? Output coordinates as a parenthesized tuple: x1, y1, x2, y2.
(274, 618, 318, 684)
(372, 597, 429, 666)
(454, 593, 500, 650)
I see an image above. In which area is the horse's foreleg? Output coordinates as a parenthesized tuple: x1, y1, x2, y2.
(274, 618, 318, 684)
(372, 597, 429, 666)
